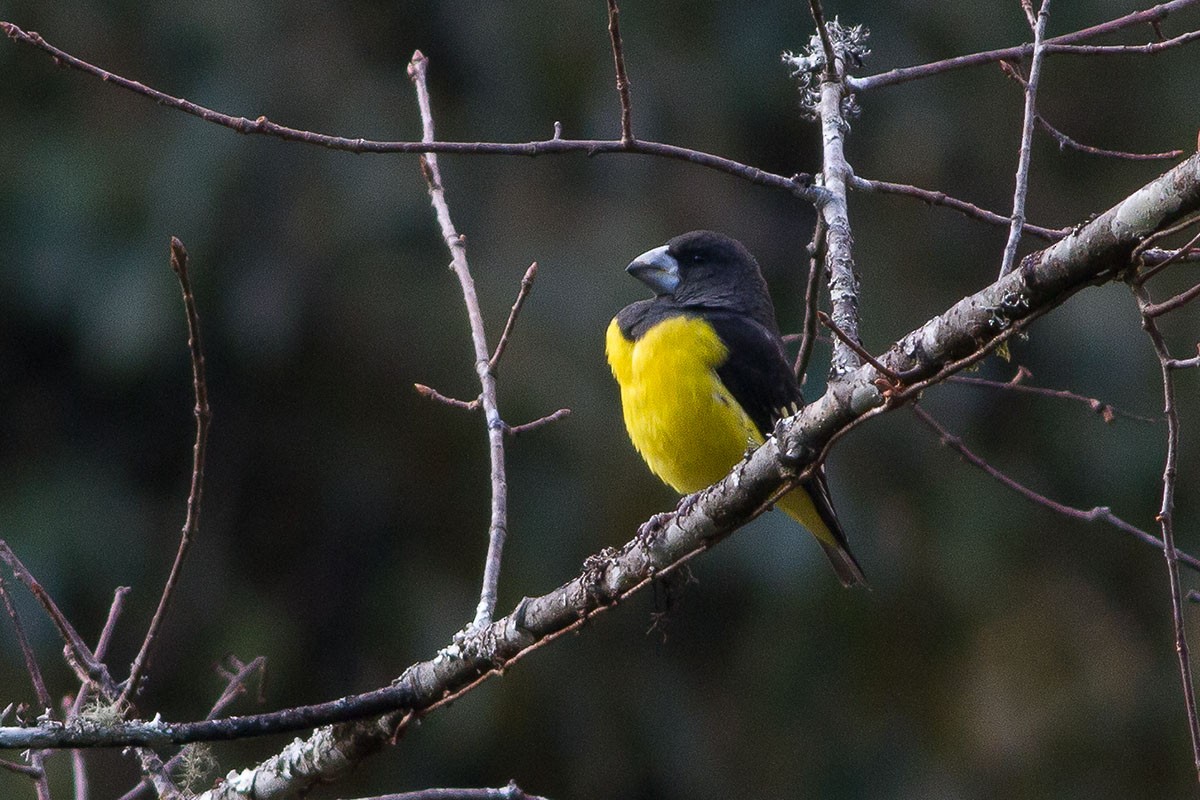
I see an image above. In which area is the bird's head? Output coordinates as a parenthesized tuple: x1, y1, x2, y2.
(626, 230, 776, 324)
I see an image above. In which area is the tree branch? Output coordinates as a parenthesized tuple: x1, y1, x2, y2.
(793, 217, 826, 382)
(849, 175, 1068, 241)
(409, 51, 512, 630)
(344, 783, 550, 800)
(0, 20, 822, 204)
(489, 263, 538, 371)
(121, 237, 212, 708)
(998, 60, 1184, 161)
(849, 0, 1200, 91)
(947, 370, 1157, 424)
(1134, 282, 1200, 779)
(606, 0, 634, 144)
(912, 405, 1200, 570)
(1000, 0, 1052, 279)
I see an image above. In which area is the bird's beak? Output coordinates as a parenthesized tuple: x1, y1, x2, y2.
(626, 245, 681, 296)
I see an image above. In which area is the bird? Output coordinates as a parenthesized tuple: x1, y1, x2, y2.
(605, 230, 866, 587)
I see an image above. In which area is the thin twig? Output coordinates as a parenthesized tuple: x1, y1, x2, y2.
(0, 543, 184, 793)
(1168, 353, 1200, 370)
(947, 371, 1157, 424)
(409, 51, 510, 629)
(1044, 28, 1200, 54)
(1035, 115, 1185, 160)
(72, 747, 88, 800)
(1000, 0, 1052, 279)
(343, 782, 550, 800)
(849, 0, 1200, 91)
(0, 21, 821, 203)
(62, 693, 90, 800)
(998, 60, 1184, 161)
(414, 383, 481, 411)
(0, 759, 43, 778)
(1133, 214, 1200, 284)
(605, 0, 634, 144)
(1144, 280, 1200, 317)
(911, 405, 1200, 572)
(0, 574, 55, 799)
(0, 541, 114, 689)
(849, 175, 1068, 241)
(121, 237, 212, 708)
(0, 576, 52, 709)
(93, 587, 127, 663)
(1133, 283, 1200, 780)
(1140, 231, 1200, 284)
(1144, 246, 1200, 266)
(489, 263, 538, 371)
(807, 0, 838, 79)
(793, 217, 827, 382)
(816, 311, 901, 384)
(209, 656, 268, 718)
(505, 409, 571, 436)
(69, 586, 129, 722)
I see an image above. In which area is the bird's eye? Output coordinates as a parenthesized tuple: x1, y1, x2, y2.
(690, 253, 704, 264)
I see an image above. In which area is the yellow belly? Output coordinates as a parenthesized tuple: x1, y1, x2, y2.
(606, 315, 761, 494)
(605, 314, 834, 548)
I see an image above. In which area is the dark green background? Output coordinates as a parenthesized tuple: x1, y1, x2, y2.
(2, 2, 1199, 797)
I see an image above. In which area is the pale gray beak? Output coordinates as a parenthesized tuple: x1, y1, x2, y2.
(626, 244, 681, 296)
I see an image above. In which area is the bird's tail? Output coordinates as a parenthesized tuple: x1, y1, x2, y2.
(777, 472, 868, 589)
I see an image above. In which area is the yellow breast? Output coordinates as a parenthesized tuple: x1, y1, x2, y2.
(605, 315, 762, 495)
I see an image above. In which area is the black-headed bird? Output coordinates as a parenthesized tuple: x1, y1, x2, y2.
(605, 230, 866, 587)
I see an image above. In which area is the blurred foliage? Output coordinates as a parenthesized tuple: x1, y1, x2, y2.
(1, 1, 1199, 798)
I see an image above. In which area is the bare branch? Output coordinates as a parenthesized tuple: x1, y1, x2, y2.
(0, 542, 184, 794)
(849, 175, 1068, 241)
(0, 576, 52, 709)
(505, 409, 571, 436)
(998, 60, 1184, 161)
(794, 20, 865, 376)
(1133, 283, 1200, 779)
(1168, 352, 1200, 370)
(793, 217, 826, 382)
(489, 263, 538, 371)
(1143, 280, 1200, 317)
(413, 383, 481, 411)
(409, 51, 510, 629)
(122, 237, 212, 708)
(0, 541, 114, 690)
(806, 0, 838, 79)
(344, 783, 550, 800)
(1000, 0, 1052, 279)
(1044, 28, 1200, 54)
(912, 405, 1200, 571)
(0, 21, 821, 203)
(1140, 233, 1200, 285)
(947, 370, 1157, 424)
(605, 1, 634, 144)
(0, 759, 43, 779)
(1133, 213, 1200, 284)
(816, 311, 902, 385)
(1034, 114, 1185, 160)
(849, 0, 1200, 91)
(70, 732, 88, 800)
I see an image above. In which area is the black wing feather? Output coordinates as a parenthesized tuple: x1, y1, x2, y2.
(706, 312, 803, 437)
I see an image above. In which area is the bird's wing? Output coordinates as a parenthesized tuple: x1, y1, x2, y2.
(705, 312, 803, 438)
